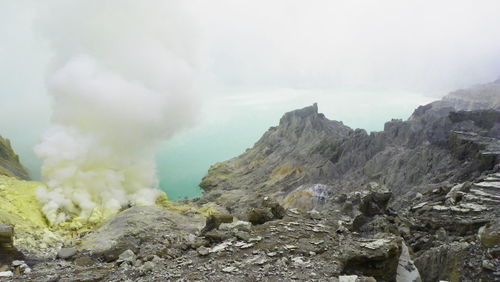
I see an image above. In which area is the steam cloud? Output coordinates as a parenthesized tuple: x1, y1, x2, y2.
(35, 1, 201, 225)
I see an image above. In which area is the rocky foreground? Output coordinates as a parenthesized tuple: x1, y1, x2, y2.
(0, 80, 500, 281)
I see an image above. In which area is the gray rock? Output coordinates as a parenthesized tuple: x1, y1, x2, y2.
(78, 206, 204, 262)
(414, 242, 470, 282)
(140, 261, 155, 273)
(196, 246, 209, 256)
(0, 271, 13, 277)
(57, 247, 77, 260)
(338, 275, 358, 282)
(11, 260, 24, 267)
(117, 249, 136, 264)
(341, 234, 402, 281)
(219, 221, 252, 232)
(221, 266, 238, 273)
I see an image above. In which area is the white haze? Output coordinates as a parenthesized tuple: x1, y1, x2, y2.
(0, 1, 500, 205)
(34, 0, 201, 225)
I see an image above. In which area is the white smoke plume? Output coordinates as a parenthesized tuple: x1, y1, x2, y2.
(34, 0, 202, 225)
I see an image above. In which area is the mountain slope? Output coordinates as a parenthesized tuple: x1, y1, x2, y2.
(0, 135, 29, 180)
(199, 81, 500, 216)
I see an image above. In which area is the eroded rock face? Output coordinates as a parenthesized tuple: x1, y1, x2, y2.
(199, 103, 352, 217)
(199, 82, 500, 220)
(0, 136, 29, 180)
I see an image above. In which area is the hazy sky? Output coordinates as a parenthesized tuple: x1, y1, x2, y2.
(1, 0, 500, 199)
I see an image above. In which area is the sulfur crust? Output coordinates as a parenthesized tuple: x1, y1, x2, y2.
(0, 174, 217, 255)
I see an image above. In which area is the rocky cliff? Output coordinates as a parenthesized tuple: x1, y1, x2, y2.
(197, 80, 500, 281)
(0, 136, 29, 180)
(199, 81, 500, 216)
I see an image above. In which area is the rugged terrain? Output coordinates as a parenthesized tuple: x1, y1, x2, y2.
(0, 136, 29, 180)
(0, 80, 499, 281)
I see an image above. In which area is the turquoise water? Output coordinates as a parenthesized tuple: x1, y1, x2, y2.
(156, 113, 275, 201)
(155, 91, 432, 201)
(10, 90, 431, 202)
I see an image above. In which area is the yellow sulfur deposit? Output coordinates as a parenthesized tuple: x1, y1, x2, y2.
(0, 174, 215, 256)
(0, 175, 48, 229)
(0, 175, 111, 255)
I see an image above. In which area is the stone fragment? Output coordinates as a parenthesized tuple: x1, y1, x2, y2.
(396, 242, 421, 282)
(219, 221, 252, 232)
(221, 266, 237, 273)
(339, 275, 358, 282)
(478, 222, 500, 248)
(57, 247, 77, 259)
(360, 239, 391, 250)
(0, 271, 13, 277)
(11, 260, 24, 267)
(117, 249, 136, 264)
(248, 236, 262, 242)
(197, 246, 209, 256)
(263, 197, 286, 219)
(210, 240, 232, 253)
(140, 261, 155, 273)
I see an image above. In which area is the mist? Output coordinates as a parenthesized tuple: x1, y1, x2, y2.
(1, 0, 500, 203)
(33, 0, 202, 224)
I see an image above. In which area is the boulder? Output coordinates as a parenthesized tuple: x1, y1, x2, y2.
(248, 198, 287, 225)
(78, 206, 204, 262)
(478, 220, 500, 248)
(414, 242, 470, 282)
(340, 234, 402, 281)
(359, 188, 392, 217)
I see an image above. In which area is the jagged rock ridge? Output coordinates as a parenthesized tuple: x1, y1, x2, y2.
(199, 80, 500, 216)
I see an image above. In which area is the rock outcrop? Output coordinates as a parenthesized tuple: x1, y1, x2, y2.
(0, 136, 29, 180)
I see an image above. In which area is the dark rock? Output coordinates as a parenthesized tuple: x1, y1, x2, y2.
(200, 214, 233, 234)
(204, 231, 233, 243)
(73, 256, 95, 267)
(340, 235, 402, 281)
(359, 189, 392, 217)
(263, 197, 286, 219)
(0, 224, 24, 265)
(247, 208, 274, 225)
